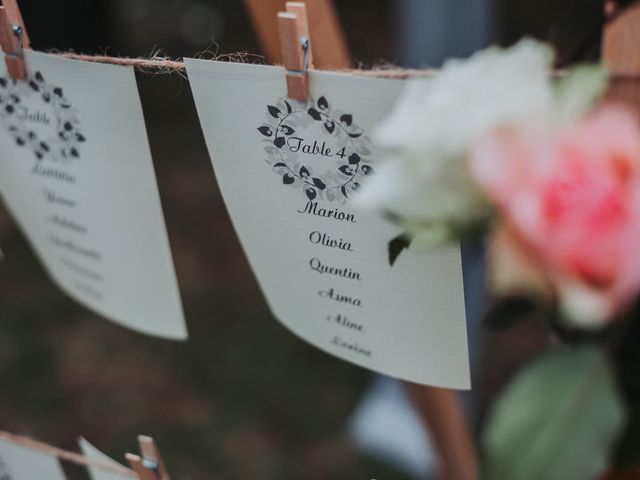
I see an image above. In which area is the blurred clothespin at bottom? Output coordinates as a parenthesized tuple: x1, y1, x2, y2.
(125, 436, 170, 480)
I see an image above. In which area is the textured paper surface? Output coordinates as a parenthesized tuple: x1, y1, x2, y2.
(78, 437, 130, 480)
(186, 60, 470, 388)
(0, 51, 186, 340)
(0, 438, 66, 480)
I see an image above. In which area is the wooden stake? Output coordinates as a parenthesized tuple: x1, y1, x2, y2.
(406, 384, 478, 480)
(278, 5, 310, 101)
(602, 1, 640, 111)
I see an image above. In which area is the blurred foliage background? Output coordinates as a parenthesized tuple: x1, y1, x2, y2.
(0, 1, 605, 478)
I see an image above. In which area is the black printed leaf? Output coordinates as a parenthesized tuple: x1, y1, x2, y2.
(15, 137, 24, 146)
(283, 173, 295, 184)
(341, 185, 348, 198)
(348, 153, 360, 164)
(284, 100, 293, 113)
(35, 151, 43, 159)
(317, 96, 329, 110)
(0, 78, 6, 88)
(28, 80, 39, 91)
(338, 165, 353, 175)
(5, 105, 13, 114)
(305, 186, 317, 200)
(300, 166, 310, 178)
(35, 71, 44, 82)
(273, 162, 286, 168)
(28, 131, 36, 139)
(75, 133, 86, 142)
(388, 234, 411, 266)
(258, 126, 273, 137)
(352, 182, 360, 191)
(10, 94, 19, 103)
(274, 136, 286, 148)
(324, 121, 335, 134)
(267, 105, 281, 118)
(308, 108, 322, 121)
(312, 177, 326, 190)
(64, 122, 73, 131)
(53, 87, 63, 97)
(361, 164, 374, 175)
(40, 142, 50, 152)
(42, 92, 51, 103)
(281, 125, 295, 135)
(348, 132, 362, 138)
(70, 147, 79, 158)
(340, 114, 352, 126)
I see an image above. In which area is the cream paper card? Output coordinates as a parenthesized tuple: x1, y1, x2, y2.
(0, 438, 66, 480)
(186, 60, 469, 388)
(78, 437, 131, 480)
(0, 51, 186, 340)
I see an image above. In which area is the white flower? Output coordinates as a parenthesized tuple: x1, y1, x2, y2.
(355, 39, 558, 243)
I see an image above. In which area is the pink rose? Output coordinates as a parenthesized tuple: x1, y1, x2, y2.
(470, 106, 640, 326)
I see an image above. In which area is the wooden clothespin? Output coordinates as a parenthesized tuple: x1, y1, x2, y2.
(602, 0, 640, 111)
(0, 0, 29, 79)
(278, 2, 314, 101)
(125, 435, 170, 480)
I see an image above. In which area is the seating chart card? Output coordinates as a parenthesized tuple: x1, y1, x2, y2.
(186, 60, 470, 388)
(0, 437, 66, 480)
(0, 51, 187, 340)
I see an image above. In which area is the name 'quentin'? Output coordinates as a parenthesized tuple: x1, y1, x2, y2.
(298, 201, 356, 223)
(310, 258, 361, 281)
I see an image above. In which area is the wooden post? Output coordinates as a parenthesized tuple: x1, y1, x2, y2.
(406, 384, 478, 480)
(602, 0, 640, 111)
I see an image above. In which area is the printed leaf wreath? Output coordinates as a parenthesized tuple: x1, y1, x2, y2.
(257, 95, 373, 203)
(0, 71, 85, 163)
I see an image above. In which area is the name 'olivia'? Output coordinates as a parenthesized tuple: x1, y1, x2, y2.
(298, 201, 356, 223)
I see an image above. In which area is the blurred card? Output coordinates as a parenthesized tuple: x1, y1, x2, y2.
(78, 437, 131, 480)
(0, 437, 66, 480)
(0, 51, 186, 340)
(186, 60, 469, 388)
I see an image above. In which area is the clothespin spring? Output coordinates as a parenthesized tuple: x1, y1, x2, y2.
(286, 36, 309, 77)
(6, 24, 23, 59)
(142, 458, 160, 479)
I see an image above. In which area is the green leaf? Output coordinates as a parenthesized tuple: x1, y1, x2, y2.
(483, 346, 625, 480)
(555, 64, 608, 123)
(388, 234, 411, 266)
